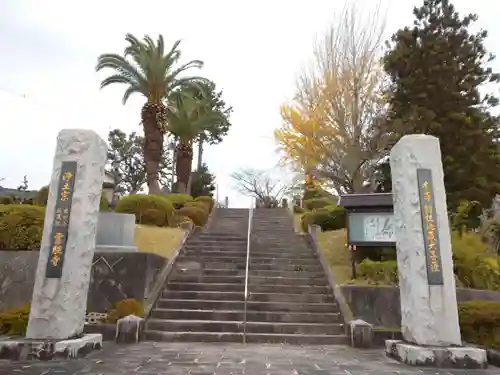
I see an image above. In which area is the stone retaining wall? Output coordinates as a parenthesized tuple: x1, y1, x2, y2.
(0, 250, 167, 313)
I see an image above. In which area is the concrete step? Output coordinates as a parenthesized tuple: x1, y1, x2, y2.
(186, 241, 247, 247)
(248, 292, 334, 304)
(163, 290, 244, 301)
(167, 282, 245, 292)
(183, 250, 316, 259)
(249, 270, 327, 279)
(249, 276, 328, 286)
(249, 258, 320, 265)
(144, 330, 348, 345)
(170, 275, 245, 284)
(144, 330, 242, 343)
(156, 299, 339, 313)
(147, 319, 344, 335)
(248, 264, 323, 272)
(166, 282, 329, 294)
(177, 255, 247, 263)
(172, 269, 245, 277)
(245, 333, 348, 345)
(150, 309, 342, 323)
(197, 234, 247, 241)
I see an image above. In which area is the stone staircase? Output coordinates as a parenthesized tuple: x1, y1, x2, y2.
(246, 208, 347, 344)
(144, 208, 249, 342)
(144, 207, 347, 344)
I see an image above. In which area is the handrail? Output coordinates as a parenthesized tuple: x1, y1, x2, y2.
(242, 198, 254, 344)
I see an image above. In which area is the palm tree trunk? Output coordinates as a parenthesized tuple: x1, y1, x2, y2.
(175, 143, 193, 194)
(197, 136, 204, 171)
(142, 103, 166, 195)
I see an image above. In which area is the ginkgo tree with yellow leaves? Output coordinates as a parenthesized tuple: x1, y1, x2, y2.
(275, 2, 391, 194)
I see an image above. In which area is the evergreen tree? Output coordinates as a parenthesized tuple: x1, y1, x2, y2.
(383, 0, 500, 210)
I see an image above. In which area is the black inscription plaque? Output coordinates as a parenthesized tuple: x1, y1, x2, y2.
(416, 168, 444, 285)
(45, 161, 77, 278)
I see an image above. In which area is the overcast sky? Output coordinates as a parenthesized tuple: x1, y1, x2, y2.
(1, 0, 499, 207)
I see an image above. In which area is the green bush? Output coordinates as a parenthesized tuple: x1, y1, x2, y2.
(163, 194, 193, 209)
(293, 205, 305, 214)
(100, 194, 109, 211)
(301, 204, 345, 232)
(141, 208, 166, 226)
(0, 196, 13, 205)
(0, 205, 45, 250)
(0, 304, 30, 336)
(184, 201, 210, 215)
(194, 196, 214, 211)
(303, 197, 334, 211)
(452, 232, 500, 291)
(106, 298, 144, 324)
(357, 259, 398, 285)
(36, 186, 49, 206)
(115, 194, 174, 226)
(459, 300, 500, 349)
(177, 206, 208, 227)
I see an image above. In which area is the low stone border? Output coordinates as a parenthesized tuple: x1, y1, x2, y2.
(84, 323, 116, 341)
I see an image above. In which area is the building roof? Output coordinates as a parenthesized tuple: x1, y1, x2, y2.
(0, 188, 37, 199)
(338, 193, 393, 208)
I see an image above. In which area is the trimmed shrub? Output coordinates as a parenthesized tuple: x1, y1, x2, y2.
(0, 205, 45, 250)
(293, 205, 306, 214)
(459, 300, 500, 349)
(115, 194, 174, 227)
(357, 259, 398, 285)
(106, 298, 144, 324)
(141, 208, 166, 226)
(0, 304, 30, 336)
(36, 186, 49, 206)
(100, 194, 109, 211)
(177, 206, 208, 227)
(194, 196, 214, 211)
(184, 201, 210, 215)
(163, 194, 193, 209)
(301, 204, 345, 232)
(303, 197, 334, 211)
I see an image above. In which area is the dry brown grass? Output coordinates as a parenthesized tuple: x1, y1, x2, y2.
(316, 229, 353, 284)
(134, 225, 185, 259)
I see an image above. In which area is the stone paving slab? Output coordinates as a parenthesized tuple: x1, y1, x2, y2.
(0, 342, 497, 375)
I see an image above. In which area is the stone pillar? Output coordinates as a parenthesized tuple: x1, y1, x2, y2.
(390, 134, 461, 346)
(26, 130, 108, 340)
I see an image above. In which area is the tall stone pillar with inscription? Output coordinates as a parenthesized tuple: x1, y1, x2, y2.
(385, 134, 487, 369)
(26, 129, 108, 341)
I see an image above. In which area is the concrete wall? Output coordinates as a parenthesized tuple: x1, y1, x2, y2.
(0, 250, 166, 313)
(340, 285, 500, 328)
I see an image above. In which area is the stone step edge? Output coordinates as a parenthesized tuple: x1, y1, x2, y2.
(167, 282, 329, 288)
(157, 299, 338, 307)
(148, 319, 343, 327)
(151, 308, 341, 316)
(164, 291, 333, 297)
(144, 330, 347, 339)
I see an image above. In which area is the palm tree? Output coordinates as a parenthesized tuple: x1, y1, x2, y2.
(167, 85, 224, 193)
(95, 33, 203, 194)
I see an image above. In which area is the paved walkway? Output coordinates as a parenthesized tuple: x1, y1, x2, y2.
(0, 342, 497, 375)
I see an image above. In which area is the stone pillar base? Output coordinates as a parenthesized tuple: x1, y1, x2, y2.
(385, 340, 488, 369)
(0, 334, 102, 361)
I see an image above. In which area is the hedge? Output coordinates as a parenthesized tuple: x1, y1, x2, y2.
(303, 197, 334, 211)
(459, 300, 500, 349)
(115, 194, 174, 227)
(163, 194, 193, 209)
(301, 204, 345, 232)
(184, 201, 210, 215)
(0, 205, 45, 250)
(177, 206, 208, 227)
(194, 196, 214, 211)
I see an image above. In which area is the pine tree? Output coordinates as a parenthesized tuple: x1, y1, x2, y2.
(383, 0, 500, 210)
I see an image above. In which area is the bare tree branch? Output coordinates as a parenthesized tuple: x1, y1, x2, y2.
(230, 169, 294, 204)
